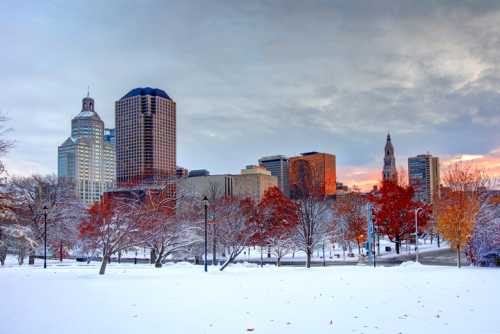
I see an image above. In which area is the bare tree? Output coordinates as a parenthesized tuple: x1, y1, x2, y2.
(8, 175, 79, 264)
(290, 161, 331, 268)
(139, 183, 202, 268)
(295, 195, 331, 268)
(217, 197, 256, 271)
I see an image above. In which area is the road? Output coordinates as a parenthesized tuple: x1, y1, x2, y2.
(227, 248, 463, 267)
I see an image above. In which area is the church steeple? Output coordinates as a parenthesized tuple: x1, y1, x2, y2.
(383, 133, 397, 182)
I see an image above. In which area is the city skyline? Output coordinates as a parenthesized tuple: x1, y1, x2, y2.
(1, 1, 500, 191)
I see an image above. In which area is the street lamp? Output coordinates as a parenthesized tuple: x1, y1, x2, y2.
(414, 207, 423, 263)
(202, 196, 209, 272)
(43, 205, 48, 269)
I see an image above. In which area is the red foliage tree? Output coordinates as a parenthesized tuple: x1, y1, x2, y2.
(369, 181, 431, 254)
(251, 186, 299, 266)
(80, 192, 146, 274)
(331, 191, 368, 255)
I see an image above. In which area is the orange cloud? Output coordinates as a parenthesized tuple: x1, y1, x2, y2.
(338, 147, 500, 192)
(337, 166, 381, 192)
(441, 147, 500, 179)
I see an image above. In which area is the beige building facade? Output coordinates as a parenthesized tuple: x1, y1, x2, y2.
(178, 168, 277, 202)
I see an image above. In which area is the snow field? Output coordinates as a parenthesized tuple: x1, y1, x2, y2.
(1, 262, 499, 334)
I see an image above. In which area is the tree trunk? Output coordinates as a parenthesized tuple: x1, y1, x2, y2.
(267, 246, 271, 258)
(260, 246, 264, 267)
(220, 258, 231, 271)
(0, 245, 7, 265)
(306, 248, 312, 268)
(395, 236, 401, 254)
(99, 255, 108, 275)
(376, 234, 380, 256)
(322, 243, 326, 266)
(437, 235, 440, 248)
(276, 255, 281, 267)
(18, 248, 25, 265)
(212, 225, 217, 266)
(155, 247, 164, 268)
(457, 245, 461, 268)
(0, 233, 5, 265)
(59, 241, 63, 262)
(150, 249, 156, 264)
(28, 251, 35, 265)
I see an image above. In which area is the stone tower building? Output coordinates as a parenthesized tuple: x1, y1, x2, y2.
(382, 133, 398, 183)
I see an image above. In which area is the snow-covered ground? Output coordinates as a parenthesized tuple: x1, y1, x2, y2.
(1, 260, 498, 334)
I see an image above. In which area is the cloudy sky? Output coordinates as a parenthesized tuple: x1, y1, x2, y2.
(1, 0, 499, 190)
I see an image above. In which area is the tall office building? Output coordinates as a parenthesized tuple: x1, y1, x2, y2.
(383, 133, 398, 182)
(58, 94, 116, 205)
(258, 155, 290, 196)
(289, 152, 336, 198)
(115, 87, 176, 186)
(408, 154, 440, 203)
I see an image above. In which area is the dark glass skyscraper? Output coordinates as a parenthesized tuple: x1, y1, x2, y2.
(408, 154, 440, 203)
(115, 87, 176, 186)
(258, 155, 290, 196)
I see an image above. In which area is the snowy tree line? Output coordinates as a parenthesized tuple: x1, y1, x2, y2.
(0, 168, 498, 273)
(0, 114, 498, 272)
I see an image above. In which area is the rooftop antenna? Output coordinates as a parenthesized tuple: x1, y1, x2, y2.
(87, 85, 90, 97)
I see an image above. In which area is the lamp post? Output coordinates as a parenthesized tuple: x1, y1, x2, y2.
(414, 207, 423, 263)
(43, 205, 48, 269)
(203, 196, 209, 272)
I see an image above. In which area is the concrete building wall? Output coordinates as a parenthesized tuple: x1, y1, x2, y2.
(178, 173, 277, 202)
(232, 174, 277, 202)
